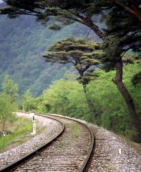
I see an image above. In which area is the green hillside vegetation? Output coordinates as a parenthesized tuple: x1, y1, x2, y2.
(22, 62, 141, 142)
(0, 1, 141, 143)
(0, 12, 99, 96)
(43, 37, 103, 121)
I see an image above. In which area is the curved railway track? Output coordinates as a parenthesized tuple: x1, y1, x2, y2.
(0, 113, 95, 172)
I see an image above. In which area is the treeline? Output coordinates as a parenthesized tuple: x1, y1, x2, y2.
(0, 62, 140, 141)
(0, 0, 141, 143)
(0, 9, 99, 96)
(14, 62, 140, 142)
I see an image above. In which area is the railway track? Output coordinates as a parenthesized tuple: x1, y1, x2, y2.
(0, 113, 95, 172)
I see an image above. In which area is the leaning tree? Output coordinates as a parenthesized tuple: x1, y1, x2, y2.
(90, 0, 141, 136)
(1, 0, 141, 136)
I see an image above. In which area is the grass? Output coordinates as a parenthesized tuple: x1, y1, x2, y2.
(0, 117, 32, 152)
(106, 165, 116, 172)
(59, 122, 80, 152)
(69, 123, 80, 140)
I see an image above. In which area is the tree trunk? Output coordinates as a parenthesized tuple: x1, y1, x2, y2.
(115, 0, 141, 22)
(113, 59, 141, 136)
(83, 17, 141, 136)
(83, 85, 97, 122)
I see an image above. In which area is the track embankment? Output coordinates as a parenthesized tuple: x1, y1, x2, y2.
(1, 113, 140, 172)
(0, 113, 64, 171)
(0, 113, 94, 172)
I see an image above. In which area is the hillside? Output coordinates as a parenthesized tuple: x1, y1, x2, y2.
(0, 3, 100, 96)
(0, 3, 141, 171)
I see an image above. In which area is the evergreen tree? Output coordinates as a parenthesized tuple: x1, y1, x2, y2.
(114, 0, 141, 22)
(42, 0, 141, 136)
(91, 0, 141, 136)
(1, 0, 141, 136)
(44, 37, 103, 120)
(0, 0, 104, 38)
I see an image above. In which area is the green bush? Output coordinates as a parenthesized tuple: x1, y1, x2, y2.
(0, 94, 16, 131)
(21, 63, 141, 141)
(87, 63, 141, 140)
(42, 79, 91, 121)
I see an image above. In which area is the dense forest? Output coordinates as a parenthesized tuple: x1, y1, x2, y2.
(0, 2, 100, 96)
(0, 0, 141, 143)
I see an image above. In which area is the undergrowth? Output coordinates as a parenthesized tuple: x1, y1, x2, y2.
(0, 117, 32, 151)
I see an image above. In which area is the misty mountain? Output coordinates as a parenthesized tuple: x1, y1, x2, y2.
(0, 3, 100, 96)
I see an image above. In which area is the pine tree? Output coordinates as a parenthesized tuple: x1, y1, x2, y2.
(44, 37, 103, 121)
(1, 0, 141, 136)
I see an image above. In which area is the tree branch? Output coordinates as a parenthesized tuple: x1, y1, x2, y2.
(115, 0, 141, 22)
(115, 0, 135, 14)
(129, 0, 141, 22)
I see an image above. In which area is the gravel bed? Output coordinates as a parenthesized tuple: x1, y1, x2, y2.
(0, 112, 63, 170)
(50, 114, 141, 172)
(88, 124, 141, 172)
(0, 113, 141, 172)
(14, 118, 91, 171)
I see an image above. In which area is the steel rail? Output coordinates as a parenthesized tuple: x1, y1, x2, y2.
(0, 114, 65, 172)
(0, 113, 95, 172)
(41, 113, 95, 172)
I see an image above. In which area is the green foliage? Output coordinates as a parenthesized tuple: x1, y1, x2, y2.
(1, 0, 141, 142)
(44, 37, 103, 85)
(69, 123, 80, 140)
(0, 94, 16, 131)
(27, 63, 141, 141)
(22, 90, 35, 112)
(0, 117, 32, 151)
(0, 13, 94, 96)
(2, 74, 19, 103)
(87, 63, 141, 140)
(42, 79, 91, 121)
(21, 89, 45, 112)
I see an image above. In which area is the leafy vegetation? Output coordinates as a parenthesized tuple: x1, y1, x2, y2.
(2, 75, 19, 103)
(88, 63, 141, 141)
(0, 94, 16, 131)
(69, 123, 80, 140)
(43, 37, 103, 121)
(0, 117, 32, 151)
(0, 1, 141, 143)
(21, 62, 141, 142)
(0, 5, 98, 96)
(0, 75, 33, 150)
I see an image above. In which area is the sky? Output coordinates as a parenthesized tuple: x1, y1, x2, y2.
(0, 0, 3, 3)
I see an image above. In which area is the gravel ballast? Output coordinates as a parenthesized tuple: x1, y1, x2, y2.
(88, 124, 141, 172)
(14, 118, 91, 172)
(0, 113, 141, 172)
(0, 112, 63, 170)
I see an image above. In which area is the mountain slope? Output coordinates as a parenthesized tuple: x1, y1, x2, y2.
(0, 3, 100, 96)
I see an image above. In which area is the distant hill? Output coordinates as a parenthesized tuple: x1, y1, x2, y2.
(0, 3, 100, 96)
